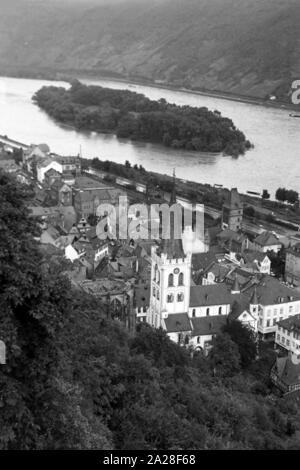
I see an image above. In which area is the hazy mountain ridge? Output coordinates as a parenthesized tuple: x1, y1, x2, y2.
(1, 0, 300, 100)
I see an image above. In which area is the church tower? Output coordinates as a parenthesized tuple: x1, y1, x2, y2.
(149, 172, 192, 328)
(222, 188, 243, 232)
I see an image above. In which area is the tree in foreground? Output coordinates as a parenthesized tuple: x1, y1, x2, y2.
(222, 320, 257, 368)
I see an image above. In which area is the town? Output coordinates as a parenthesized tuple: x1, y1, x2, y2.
(1, 135, 300, 398)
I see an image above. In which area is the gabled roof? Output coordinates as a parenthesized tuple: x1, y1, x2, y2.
(191, 315, 227, 336)
(192, 251, 221, 272)
(229, 298, 250, 320)
(243, 276, 300, 306)
(164, 313, 192, 333)
(254, 231, 281, 247)
(190, 283, 232, 307)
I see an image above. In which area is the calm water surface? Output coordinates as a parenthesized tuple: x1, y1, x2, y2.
(1, 75, 300, 196)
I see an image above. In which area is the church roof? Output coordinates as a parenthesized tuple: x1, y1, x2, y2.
(164, 313, 192, 333)
(190, 284, 232, 307)
(191, 315, 227, 336)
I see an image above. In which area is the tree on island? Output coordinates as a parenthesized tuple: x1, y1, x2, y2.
(33, 81, 252, 157)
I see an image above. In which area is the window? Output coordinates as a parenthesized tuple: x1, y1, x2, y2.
(287, 339, 290, 347)
(197, 337, 200, 344)
(167, 294, 174, 303)
(178, 273, 184, 286)
(266, 320, 270, 327)
(276, 334, 280, 341)
(153, 287, 156, 297)
(289, 306, 293, 314)
(177, 293, 184, 302)
(206, 308, 210, 317)
(192, 309, 196, 318)
(218, 306, 222, 315)
(168, 273, 174, 287)
(157, 291, 160, 300)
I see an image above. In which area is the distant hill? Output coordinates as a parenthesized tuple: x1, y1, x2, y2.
(1, 0, 300, 101)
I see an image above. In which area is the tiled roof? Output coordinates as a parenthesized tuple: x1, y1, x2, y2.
(254, 231, 281, 247)
(277, 314, 300, 334)
(74, 189, 113, 204)
(192, 251, 219, 272)
(74, 176, 112, 190)
(244, 276, 300, 306)
(164, 313, 192, 333)
(190, 283, 232, 307)
(135, 284, 150, 309)
(191, 315, 227, 336)
(229, 298, 250, 320)
(242, 250, 268, 264)
(203, 261, 232, 280)
(217, 228, 246, 243)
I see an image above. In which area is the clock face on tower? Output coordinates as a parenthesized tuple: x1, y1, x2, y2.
(173, 268, 180, 275)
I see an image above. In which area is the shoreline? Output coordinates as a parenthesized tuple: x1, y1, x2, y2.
(76, 74, 297, 112)
(1, 69, 298, 113)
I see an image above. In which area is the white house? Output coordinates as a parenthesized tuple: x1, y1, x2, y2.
(37, 159, 63, 183)
(252, 231, 282, 253)
(275, 314, 300, 357)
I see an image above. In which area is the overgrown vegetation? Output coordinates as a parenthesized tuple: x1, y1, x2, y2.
(2, 171, 300, 450)
(33, 81, 251, 156)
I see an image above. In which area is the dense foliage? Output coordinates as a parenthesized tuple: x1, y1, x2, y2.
(2, 171, 300, 450)
(33, 81, 251, 156)
(275, 187, 299, 204)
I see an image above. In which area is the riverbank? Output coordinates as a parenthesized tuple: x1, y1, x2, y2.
(68, 72, 298, 113)
(1, 67, 297, 113)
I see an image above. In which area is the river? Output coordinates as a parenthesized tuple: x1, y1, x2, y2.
(1, 75, 299, 197)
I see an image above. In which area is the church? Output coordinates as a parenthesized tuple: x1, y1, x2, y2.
(148, 181, 256, 353)
(148, 181, 300, 353)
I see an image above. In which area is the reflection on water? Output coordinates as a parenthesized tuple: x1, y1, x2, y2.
(0, 75, 299, 196)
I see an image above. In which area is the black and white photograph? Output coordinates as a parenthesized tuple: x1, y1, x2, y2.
(1, 0, 300, 456)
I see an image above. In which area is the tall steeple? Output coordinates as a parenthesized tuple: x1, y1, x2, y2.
(170, 168, 177, 205)
(159, 169, 185, 259)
